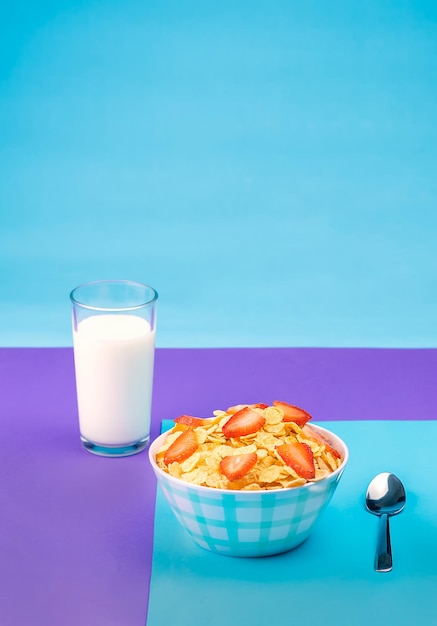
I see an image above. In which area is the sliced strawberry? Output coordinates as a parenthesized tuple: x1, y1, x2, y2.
(302, 425, 342, 459)
(226, 403, 268, 415)
(273, 401, 312, 427)
(174, 415, 207, 428)
(220, 452, 258, 481)
(164, 428, 198, 465)
(222, 407, 266, 438)
(276, 442, 315, 479)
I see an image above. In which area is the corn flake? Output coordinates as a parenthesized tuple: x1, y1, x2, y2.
(156, 403, 343, 491)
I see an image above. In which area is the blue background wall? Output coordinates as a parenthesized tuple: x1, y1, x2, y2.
(1, 0, 436, 347)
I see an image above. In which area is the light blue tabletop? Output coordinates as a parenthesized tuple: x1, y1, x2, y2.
(147, 420, 437, 626)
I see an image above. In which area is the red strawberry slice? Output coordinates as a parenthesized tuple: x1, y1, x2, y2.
(220, 452, 258, 481)
(226, 403, 269, 415)
(302, 425, 342, 459)
(276, 442, 315, 479)
(164, 428, 198, 465)
(174, 415, 207, 428)
(222, 407, 266, 438)
(273, 401, 312, 427)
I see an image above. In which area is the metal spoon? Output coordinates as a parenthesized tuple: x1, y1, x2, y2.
(365, 472, 406, 572)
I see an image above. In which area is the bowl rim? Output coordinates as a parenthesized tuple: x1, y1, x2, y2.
(148, 422, 349, 496)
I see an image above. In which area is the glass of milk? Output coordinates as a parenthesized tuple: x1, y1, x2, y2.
(70, 280, 158, 457)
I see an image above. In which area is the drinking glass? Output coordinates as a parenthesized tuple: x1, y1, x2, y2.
(70, 280, 158, 457)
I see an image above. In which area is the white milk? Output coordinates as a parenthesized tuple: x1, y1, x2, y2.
(73, 314, 155, 446)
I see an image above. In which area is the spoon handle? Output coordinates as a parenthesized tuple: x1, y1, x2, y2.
(375, 513, 392, 572)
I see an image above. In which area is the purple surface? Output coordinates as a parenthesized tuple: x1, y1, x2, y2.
(153, 347, 437, 422)
(0, 347, 436, 625)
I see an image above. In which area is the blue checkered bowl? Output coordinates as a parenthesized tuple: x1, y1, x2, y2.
(149, 424, 348, 557)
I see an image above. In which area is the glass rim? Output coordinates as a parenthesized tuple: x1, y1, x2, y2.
(69, 279, 158, 312)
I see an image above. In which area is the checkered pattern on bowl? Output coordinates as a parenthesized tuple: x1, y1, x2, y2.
(149, 425, 348, 557)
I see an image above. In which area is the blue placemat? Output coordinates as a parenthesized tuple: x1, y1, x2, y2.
(147, 421, 437, 626)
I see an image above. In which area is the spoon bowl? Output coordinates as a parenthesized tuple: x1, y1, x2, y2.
(365, 472, 406, 572)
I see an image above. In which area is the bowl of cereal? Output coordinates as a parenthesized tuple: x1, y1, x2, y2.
(148, 401, 348, 557)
